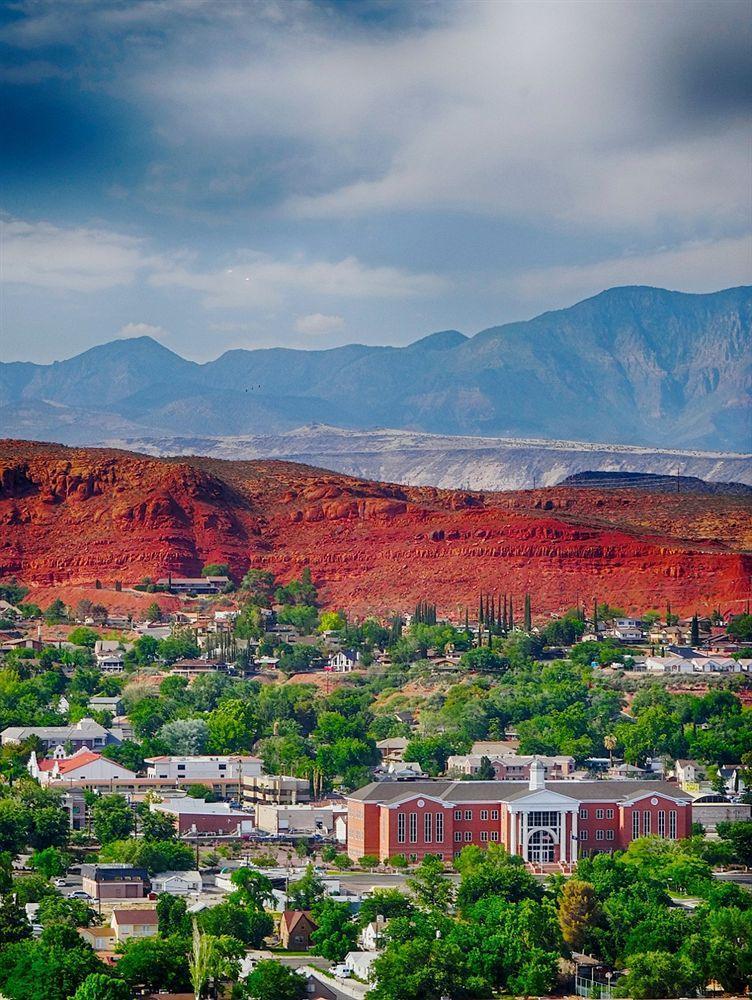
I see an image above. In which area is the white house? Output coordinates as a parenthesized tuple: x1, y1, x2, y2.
(328, 649, 361, 672)
(27, 747, 135, 785)
(610, 619, 644, 642)
(359, 916, 387, 951)
(151, 870, 202, 895)
(96, 650, 125, 673)
(110, 908, 158, 942)
(145, 754, 262, 782)
(344, 951, 379, 982)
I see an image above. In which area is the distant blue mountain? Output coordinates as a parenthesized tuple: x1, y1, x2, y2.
(0, 286, 749, 451)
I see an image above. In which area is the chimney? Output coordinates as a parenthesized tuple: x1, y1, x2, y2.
(529, 758, 545, 791)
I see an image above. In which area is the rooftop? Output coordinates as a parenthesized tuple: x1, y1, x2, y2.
(347, 779, 691, 805)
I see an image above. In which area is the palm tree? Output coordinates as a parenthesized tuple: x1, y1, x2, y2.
(604, 734, 617, 767)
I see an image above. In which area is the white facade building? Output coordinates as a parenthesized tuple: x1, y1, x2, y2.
(145, 754, 262, 782)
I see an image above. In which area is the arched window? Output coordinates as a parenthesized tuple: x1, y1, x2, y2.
(527, 828, 555, 863)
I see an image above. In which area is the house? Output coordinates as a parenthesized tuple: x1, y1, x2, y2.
(170, 659, 227, 678)
(359, 915, 387, 951)
(145, 754, 262, 783)
(328, 649, 360, 672)
(156, 576, 230, 595)
(110, 907, 158, 942)
(151, 871, 203, 895)
(279, 909, 317, 950)
(376, 737, 409, 765)
(81, 865, 149, 900)
(610, 619, 644, 642)
(61, 789, 88, 830)
(88, 695, 124, 716)
(77, 925, 117, 952)
(347, 761, 692, 865)
(28, 748, 137, 786)
(96, 650, 125, 673)
(344, 951, 379, 982)
(674, 759, 706, 789)
(373, 761, 427, 781)
(242, 773, 311, 807)
(1, 717, 122, 751)
(150, 798, 254, 837)
(446, 753, 575, 781)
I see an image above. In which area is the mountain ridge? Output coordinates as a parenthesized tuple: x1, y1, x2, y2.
(0, 438, 749, 617)
(1, 285, 749, 451)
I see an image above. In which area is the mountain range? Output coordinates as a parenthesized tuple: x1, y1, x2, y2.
(1, 285, 750, 453)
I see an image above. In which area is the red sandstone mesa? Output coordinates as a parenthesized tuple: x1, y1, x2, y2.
(0, 439, 749, 617)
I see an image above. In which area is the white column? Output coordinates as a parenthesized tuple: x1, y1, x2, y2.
(510, 810, 517, 855)
(521, 811, 528, 861)
(571, 809, 578, 863)
(559, 811, 567, 863)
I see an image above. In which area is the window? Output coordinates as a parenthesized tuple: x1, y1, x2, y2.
(580, 808, 589, 820)
(409, 853, 417, 862)
(669, 811, 677, 839)
(595, 808, 604, 819)
(480, 831, 488, 842)
(454, 810, 462, 821)
(436, 813, 444, 843)
(491, 809, 499, 820)
(409, 813, 418, 843)
(606, 830, 614, 841)
(464, 831, 473, 842)
(580, 830, 588, 841)
(528, 811, 560, 828)
(642, 810, 651, 835)
(480, 809, 488, 821)
(606, 808, 614, 819)
(632, 811, 640, 839)
(596, 830, 604, 841)
(464, 810, 472, 821)
(454, 831, 462, 842)
(397, 814, 405, 843)
(490, 831, 499, 842)
(658, 810, 666, 837)
(424, 812, 433, 843)
(218, 763, 227, 771)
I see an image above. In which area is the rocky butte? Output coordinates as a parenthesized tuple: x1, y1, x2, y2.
(0, 439, 749, 618)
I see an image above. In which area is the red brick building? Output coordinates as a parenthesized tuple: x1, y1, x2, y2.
(347, 763, 692, 866)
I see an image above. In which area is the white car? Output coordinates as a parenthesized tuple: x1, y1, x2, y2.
(331, 965, 352, 978)
(53, 877, 67, 887)
(67, 890, 92, 900)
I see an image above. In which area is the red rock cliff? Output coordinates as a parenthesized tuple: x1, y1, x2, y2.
(0, 439, 749, 617)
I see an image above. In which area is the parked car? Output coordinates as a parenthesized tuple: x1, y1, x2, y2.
(53, 877, 67, 887)
(331, 965, 352, 978)
(67, 890, 92, 900)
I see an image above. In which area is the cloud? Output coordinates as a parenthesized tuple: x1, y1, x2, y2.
(294, 313, 345, 336)
(0, 216, 154, 291)
(121, 0, 750, 233)
(117, 321, 168, 340)
(507, 235, 752, 306)
(149, 253, 446, 308)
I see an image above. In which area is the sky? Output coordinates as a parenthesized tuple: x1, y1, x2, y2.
(0, 0, 750, 363)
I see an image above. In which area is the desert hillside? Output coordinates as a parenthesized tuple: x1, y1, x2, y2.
(0, 439, 749, 617)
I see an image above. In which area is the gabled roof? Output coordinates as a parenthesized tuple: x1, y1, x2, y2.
(111, 908, 158, 925)
(281, 909, 316, 933)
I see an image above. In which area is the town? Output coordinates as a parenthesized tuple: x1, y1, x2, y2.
(0, 567, 749, 1000)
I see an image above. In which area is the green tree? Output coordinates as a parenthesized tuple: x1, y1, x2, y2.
(243, 959, 306, 1000)
(0, 894, 32, 945)
(0, 798, 32, 855)
(240, 569, 277, 606)
(614, 950, 701, 999)
(92, 794, 133, 844)
(157, 893, 191, 938)
(287, 864, 326, 910)
(116, 935, 191, 993)
(138, 807, 177, 841)
(30, 846, 72, 878)
(202, 563, 231, 578)
(229, 867, 275, 910)
(38, 894, 97, 927)
(310, 897, 358, 961)
(716, 820, 752, 865)
(72, 974, 130, 1000)
(29, 804, 70, 849)
(145, 602, 163, 623)
(728, 613, 752, 643)
(406, 855, 455, 911)
(318, 610, 346, 633)
(67, 627, 100, 649)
